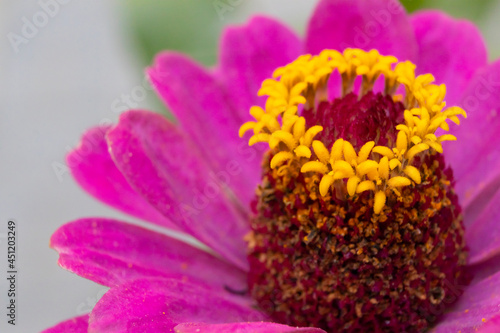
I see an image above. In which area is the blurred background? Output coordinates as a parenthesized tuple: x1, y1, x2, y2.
(0, 0, 499, 331)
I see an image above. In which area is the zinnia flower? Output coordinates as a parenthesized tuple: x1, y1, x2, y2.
(44, 0, 500, 332)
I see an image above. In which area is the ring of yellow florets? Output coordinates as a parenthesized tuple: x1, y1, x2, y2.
(239, 49, 466, 214)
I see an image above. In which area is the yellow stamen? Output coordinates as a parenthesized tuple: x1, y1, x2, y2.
(374, 191, 387, 214)
(240, 48, 466, 214)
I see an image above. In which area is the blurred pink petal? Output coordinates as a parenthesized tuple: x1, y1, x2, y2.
(444, 60, 500, 223)
(410, 11, 487, 106)
(50, 218, 247, 290)
(148, 53, 261, 207)
(175, 322, 327, 333)
(88, 278, 266, 332)
(41, 314, 88, 333)
(305, 0, 417, 61)
(107, 110, 249, 270)
(216, 16, 302, 112)
(67, 125, 178, 230)
(465, 188, 500, 264)
(434, 270, 500, 332)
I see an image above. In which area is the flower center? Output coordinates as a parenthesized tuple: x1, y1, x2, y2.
(240, 49, 469, 332)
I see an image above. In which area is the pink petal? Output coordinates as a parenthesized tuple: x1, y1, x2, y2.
(175, 322, 326, 333)
(106, 110, 250, 270)
(305, 0, 417, 61)
(433, 270, 500, 332)
(478, 316, 500, 333)
(215, 16, 302, 113)
(50, 218, 247, 291)
(410, 11, 487, 106)
(465, 188, 500, 264)
(443, 60, 500, 222)
(148, 52, 262, 208)
(88, 278, 266, 332)
(67, 125, 179, 231)
(214, 17, 301, 185)
(41, 314, 89, 333)
(468, 254, 500, 286)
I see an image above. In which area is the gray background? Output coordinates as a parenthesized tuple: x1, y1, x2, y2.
(1, 1, 499, 332)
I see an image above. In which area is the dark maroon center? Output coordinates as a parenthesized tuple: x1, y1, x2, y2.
(304, 91, 405, 150)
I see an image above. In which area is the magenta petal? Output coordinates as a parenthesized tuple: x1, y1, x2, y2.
(41, 314, 89, 333)
(148, 52, 262, 207)
(215, 16, 301, 113)
(67, 125, 179, 231)
(433, 270, 500, 332)
(465, 188, 500, 264)
(410, 11, 487, 106)
(305, 0, 417, 61)
(106, 110, 249, 270)
(50, 218, 247, 290)
(478, 316, 500, 333)
(468, 254, 500, 285)
(443, 60, 500, 218)
(174, 322, 326, 333)
(88, 278, 266, 332)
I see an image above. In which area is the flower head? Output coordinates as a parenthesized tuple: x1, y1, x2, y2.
(243, 49, 469, 331)
(44, 1, 500, 332)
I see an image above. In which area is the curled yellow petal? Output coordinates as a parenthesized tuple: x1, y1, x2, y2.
(378, 156, 389, 180)
(404, 165, 421, 184)
(387, 176, 411, 188)
(343, 141, 357, 164)
(249, 106, 265, 120)
(404, 110, 415, 127)
(428, 115, 447, 133)
(389, 158, 401, 170)
(347, 176, 361, 197)
(372, 146, 394, 159)
(249, 133, 271, 146)
(260, 114, 280, 132)
(330, 139, 344, 161)
(357, 141, 375, 163)
(406, 143, 429, 160)
(270, 152, 294, 169)
(289, 95, 307, 105)
(410, 136, 422, 145)
(312, 140, 330, 163)
(301, 161, 329, 174)
(426, 140, 443, 153)
(396, 131, 408, 152)
(281, 115, 299, 132)
(302, 126, 324, 146)
(294, 145, 312, 158)
(290, 82, 308, 97)
(374, 191, 386, 214)
(239, 121, 256, 138)
(319, 174, 335, 196)
(439, 122, 450, 131)
(356, 180, 375, 193)
(272, 131, 297, 150)
(332, 160, 355, 177)
(356, 160, 379, 176)
(438, 134, 457, 143)
(292, 117, 306, 140)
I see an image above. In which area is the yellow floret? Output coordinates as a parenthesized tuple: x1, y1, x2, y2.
(239, 48, 466, 214)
